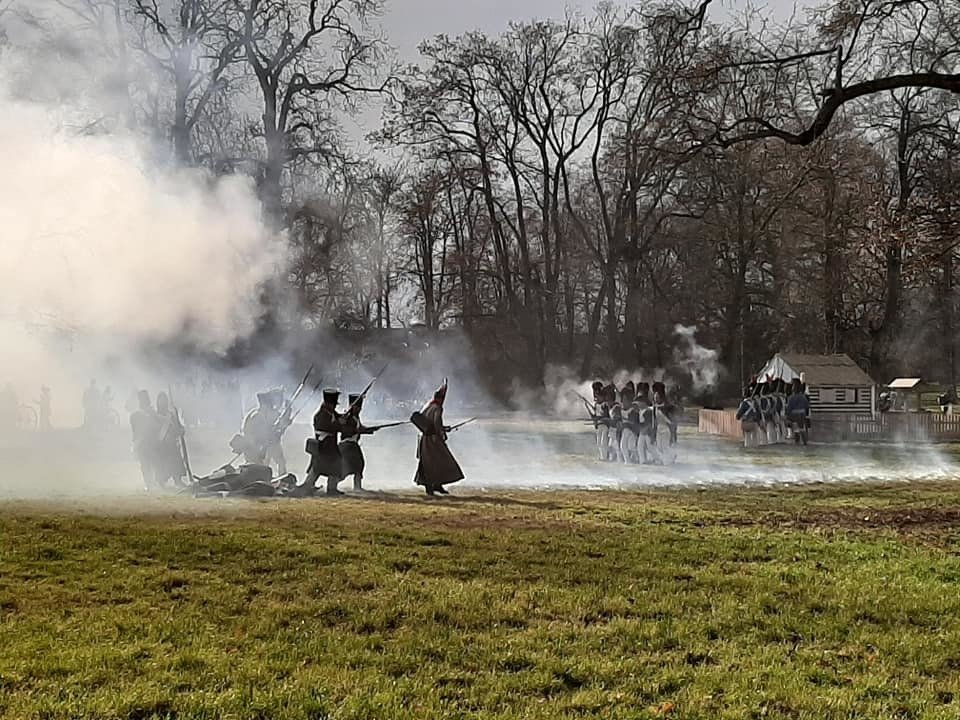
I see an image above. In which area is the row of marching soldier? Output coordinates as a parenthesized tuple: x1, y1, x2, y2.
(581, 379, 682, 465)
(138, 370, 470, 498)
(735, 375, 811, 448)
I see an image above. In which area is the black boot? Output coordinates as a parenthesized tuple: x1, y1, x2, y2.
(326, 476, 344, 496)
(353, 475, 363, 492)
(435, 486, 450, 495)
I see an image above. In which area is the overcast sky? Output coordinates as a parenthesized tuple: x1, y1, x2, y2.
(382, 0, 813, 59)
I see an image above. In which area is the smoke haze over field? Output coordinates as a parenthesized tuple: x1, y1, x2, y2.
(0, 83, 282, 347)
(0, 60, 286, 425)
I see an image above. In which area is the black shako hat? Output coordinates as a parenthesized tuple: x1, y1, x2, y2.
(322, 388, 340, 405)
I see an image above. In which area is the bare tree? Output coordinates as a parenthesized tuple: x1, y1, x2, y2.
(131, 0, 240, 163)
(706, 0, 960, 146)
(224, 0, 388, 223)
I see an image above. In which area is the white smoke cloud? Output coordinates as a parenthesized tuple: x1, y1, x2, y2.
(673, 324, 721, 394)
(0, 87, 283, 348)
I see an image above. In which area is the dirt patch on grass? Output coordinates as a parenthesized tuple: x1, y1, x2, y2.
(757, 506, 960, 535)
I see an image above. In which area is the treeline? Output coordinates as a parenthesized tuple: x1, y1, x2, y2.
(9, 0, 960, 395)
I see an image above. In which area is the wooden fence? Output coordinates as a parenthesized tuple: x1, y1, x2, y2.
(698, 409, 744, 439)
(698, 409, 960, 444)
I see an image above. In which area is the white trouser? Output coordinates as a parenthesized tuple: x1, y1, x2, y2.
(620, 428, 638, 464)
(597, 425, 610, 460)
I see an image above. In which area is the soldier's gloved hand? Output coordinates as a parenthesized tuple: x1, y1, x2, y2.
(442, 425, 451, 433)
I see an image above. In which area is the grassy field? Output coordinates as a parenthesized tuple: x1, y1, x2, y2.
(4, 484, 960, 719)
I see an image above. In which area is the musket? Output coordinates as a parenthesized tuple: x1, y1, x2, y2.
(347, 362, 390, 414)
(290, 364, 314, 403)
(269, 365, 314, 436)
(573, 391, 598, 419)
(168, 385, 195, 483)
(288, 377, 324, 425)
(362, 421, 406, 433)
(446, 417, 477, 433)
(274, 374, 322, 435)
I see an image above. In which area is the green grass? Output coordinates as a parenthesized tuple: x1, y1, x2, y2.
(4, 484, 960, 719)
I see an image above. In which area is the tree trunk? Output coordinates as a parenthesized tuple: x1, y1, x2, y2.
(580, 279, 608, 377)
(942, 251, 955, 387)
(604, 261, 618, 362)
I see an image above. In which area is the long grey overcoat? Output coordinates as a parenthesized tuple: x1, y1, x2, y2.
(414, 401, 464, 488)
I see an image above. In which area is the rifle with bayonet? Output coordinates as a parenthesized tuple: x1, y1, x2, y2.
(445, 417, 477, 433)
(346, 362, 390, 415)
(270, 365, 316, 440)
(167, 384, 195, 485)
(572, 391, 599, 424)
(358, 420, 406, 435)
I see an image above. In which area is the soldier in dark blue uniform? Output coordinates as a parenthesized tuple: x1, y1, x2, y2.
(304, 388, 349, 496)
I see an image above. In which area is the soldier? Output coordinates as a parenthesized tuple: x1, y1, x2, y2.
(305, 388, 348, 496)
(412, 379, 464, 496)
(652, 381, 680, 451)
(590, 381, 607, 460)
(340, 393, 372, 491)
(265, 387, 290, 475)
(236, 389, 287, 475)
(82, 379, 99, 428)
(786, 378, 811, 445)
(129, 390, 160, 491)
(0, 383, 16, 432)
(609, 385, 625, 463)
(636, 381, 652, 407)
(38, 385, 52, 431)
(155, 392, 187, 487)
(235, 392, 274, 466)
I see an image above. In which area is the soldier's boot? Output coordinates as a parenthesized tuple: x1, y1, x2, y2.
(326, 476, 344, 496)
(352, 474, 363, 491)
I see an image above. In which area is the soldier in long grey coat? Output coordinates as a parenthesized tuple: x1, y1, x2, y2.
(413, 379, 464, 496)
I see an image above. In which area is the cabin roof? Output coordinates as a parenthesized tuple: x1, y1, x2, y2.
(888, 378, 923, 389)
(887, 378, 946, 393)
(760, 353, 876, 387)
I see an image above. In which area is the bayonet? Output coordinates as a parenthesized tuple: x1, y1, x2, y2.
(447, 417, 477, 433)
(347, 362, 390, 414)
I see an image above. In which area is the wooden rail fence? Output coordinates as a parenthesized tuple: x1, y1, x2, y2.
(698, 409, 960, 443)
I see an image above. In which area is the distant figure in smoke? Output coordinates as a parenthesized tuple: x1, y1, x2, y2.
(412, 379, 464, 496)
(38, 385, 52, 431)
(265, 387, 290, 475)
(304, 388, 348, 496)
(592, 381, 613, 461)
(619, 382, 638, 463)
(155, 392, 187, 486)
(0, 383, 17, 432)
(130, 390, 161, 491)
(608, 384, 625, 462)
(340, 393, 372, 491)
(235, 389, 287, 475)
(82, 379, 100, 428)
(103, 386, 116, 424)
(785, 379, 811, 446)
